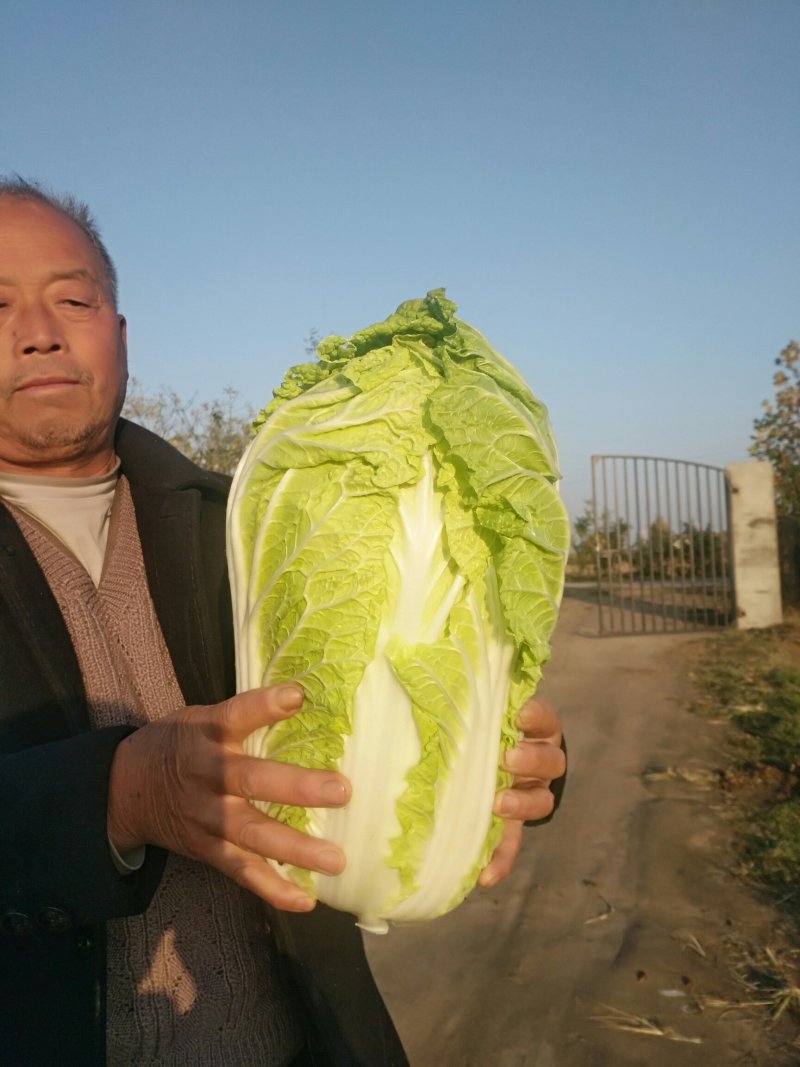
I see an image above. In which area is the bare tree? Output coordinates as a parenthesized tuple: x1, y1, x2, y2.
(123, 378, 255, 475)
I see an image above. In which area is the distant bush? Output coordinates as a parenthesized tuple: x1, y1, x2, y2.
(123, 378, 254, 475)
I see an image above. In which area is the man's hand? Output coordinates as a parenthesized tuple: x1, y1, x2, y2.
(107, 685, 349, 912)
(479, 698, 565, 888)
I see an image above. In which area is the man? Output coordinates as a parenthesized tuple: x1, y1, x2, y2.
(0, 179, 566, 1066)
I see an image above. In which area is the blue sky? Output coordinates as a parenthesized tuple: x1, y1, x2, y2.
(3, 0, 798, 520)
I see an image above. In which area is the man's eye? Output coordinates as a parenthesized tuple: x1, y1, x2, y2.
(62, 299, 90, 307)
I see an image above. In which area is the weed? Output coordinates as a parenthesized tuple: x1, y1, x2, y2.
(688, 613, 800, 913)
(743, 800, 800, 902)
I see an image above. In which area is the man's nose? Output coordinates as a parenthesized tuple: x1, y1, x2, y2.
(14, 304, 65, 357)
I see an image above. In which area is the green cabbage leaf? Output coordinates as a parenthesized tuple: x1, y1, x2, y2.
(226, 290, 569, 932)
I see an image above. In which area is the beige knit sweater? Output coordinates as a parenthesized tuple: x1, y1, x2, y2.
(7, 478, 304, 1066)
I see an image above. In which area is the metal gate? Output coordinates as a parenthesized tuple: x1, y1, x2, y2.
(590, 455, 734, 634)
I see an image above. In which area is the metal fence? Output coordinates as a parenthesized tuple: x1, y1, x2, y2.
(590, 455, 735, 634)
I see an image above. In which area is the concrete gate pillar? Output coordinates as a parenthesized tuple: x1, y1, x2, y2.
(726, 461, 783, 629)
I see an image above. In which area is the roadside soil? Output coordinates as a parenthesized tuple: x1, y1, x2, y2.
(366, 593, 800, 1066)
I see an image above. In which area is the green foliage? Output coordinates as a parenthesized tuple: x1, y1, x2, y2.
(568, 499, 629, 575)
(751, 340, 800, 518)
(733, 666, 800, 772)
(745, 799, 800, 892)
(690, 621, 800, 910)
(635, 520, 728, 580)
(568, 499, 726, 582)
(123, 377, 254, 475)
(690, 629, 777, 710)
(569, 501, 595, 574)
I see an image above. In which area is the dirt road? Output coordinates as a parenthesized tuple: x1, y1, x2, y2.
(366, 594, 796, 1066)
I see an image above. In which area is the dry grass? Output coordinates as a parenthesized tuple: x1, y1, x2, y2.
(642, 764, 722, 789)
(590, 1004, 703, 1044)
(723, 942, 800, 1023)
(581, 879, 615, 925)
(590, 937, 800, 1060)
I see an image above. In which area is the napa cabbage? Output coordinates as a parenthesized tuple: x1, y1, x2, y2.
(226, 289, 569, 933)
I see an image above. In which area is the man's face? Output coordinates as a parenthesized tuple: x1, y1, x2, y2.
(0, 197, 128, 476)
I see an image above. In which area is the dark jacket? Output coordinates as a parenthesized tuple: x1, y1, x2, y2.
(0, 419, 407, 1067)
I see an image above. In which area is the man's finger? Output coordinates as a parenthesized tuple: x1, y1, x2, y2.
(493, 784, 556, 822)
(478, 820, 523, 888)
(209, 684, 306, 742)
(217, 753, 351, 809)
(199, 796, 346, 875)
(516, 697, 561, 741)
(203, 836, 319, 912)
(504, 739, 566, 782)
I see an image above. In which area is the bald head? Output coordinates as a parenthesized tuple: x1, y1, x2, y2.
(0, 177, 119, 309)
